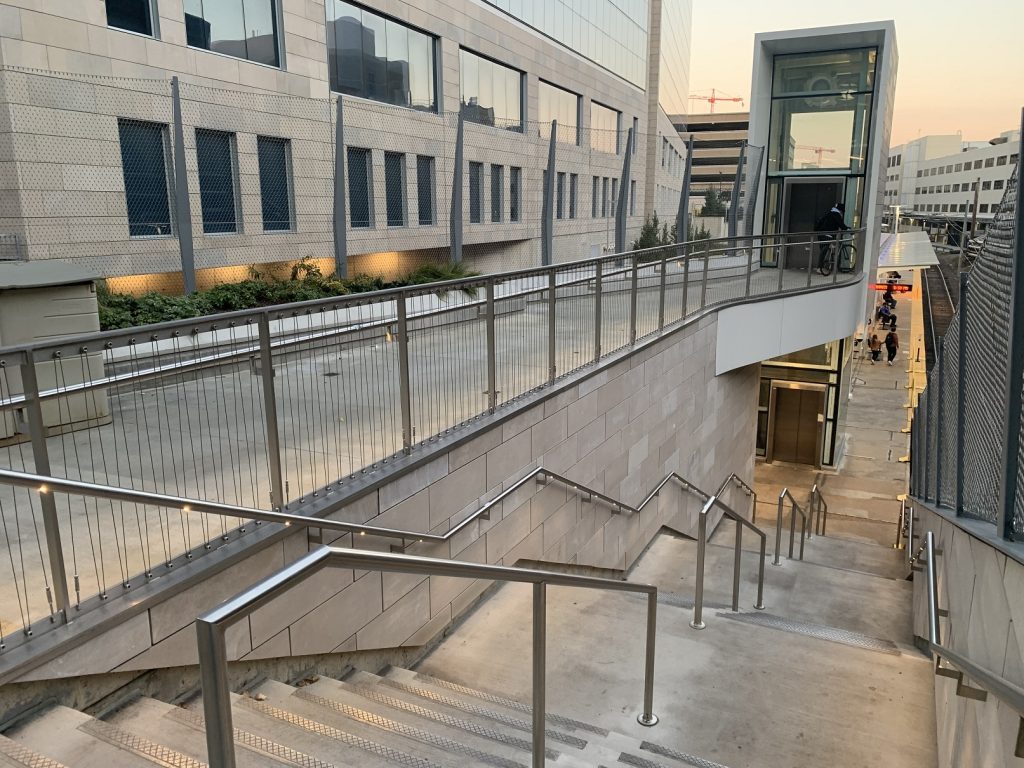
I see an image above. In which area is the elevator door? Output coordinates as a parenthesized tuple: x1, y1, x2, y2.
(782, 178, 844, 270)
(771, 388, 823, 466)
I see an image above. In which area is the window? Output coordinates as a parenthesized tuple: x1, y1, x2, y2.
(982, 180, 992, 191)
(632, 117, 639, 155)
(943, 185, 950, 193)
(661, 136, 667, 167)
(974, 160, 983, 169)
(941, 204, 948, 212)
(257, 136, 292, 231)
(509, 166, 521, 222)
(984, 157, 995, 168)
(955, 163, 962, 172)
(937, 166, 944, 175)
(946, 165, 953, 173)
(556, 172, 565, 219)
(185, 0, 279, 67)
(327, 1, 436, 111)
(592, 176, 599, 217)
(1012, 154, 1019, 164)
(601, 177, 609, 217)
(469, 161, 483, 223)
(629, 179, 636, 216)
(916, 170, 922, 177)
(997, 155, 1008, 166)
(591, 102, 620, 154)
(569, 173, 578, 219)
(117, 120, 171, 237)
(347, 146, 372, 228)
(611, 178, 618, 215)
(952, 184, 960, 192)
(195, 129, 238, 234)
(384, 152, 405, 226)
(995, 179, 1005, 190)
(491, 164, 503, 222)
(106, 0, 154, 35)
(416, 155, 434, 225)
(959, 204, 966, 212)
(980, 204, 989, 213)
(459, 49, 522, 130)
(538, 81, 579, 145)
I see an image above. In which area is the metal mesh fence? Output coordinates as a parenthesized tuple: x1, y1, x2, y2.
(939, 323, 959, 506)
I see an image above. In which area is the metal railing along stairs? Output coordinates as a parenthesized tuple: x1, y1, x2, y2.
(773, 487, 812, 566)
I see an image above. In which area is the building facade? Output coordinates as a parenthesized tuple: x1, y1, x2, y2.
(0, 0, 692, 291)
(669, 110, 749, 209)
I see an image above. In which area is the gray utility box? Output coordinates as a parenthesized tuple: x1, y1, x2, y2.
(0, 262, 110, 442)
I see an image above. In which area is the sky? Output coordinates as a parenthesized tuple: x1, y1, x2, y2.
(687, 0, 1024, 146)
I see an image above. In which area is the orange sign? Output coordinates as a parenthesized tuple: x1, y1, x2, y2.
(871, 283, 911, 293)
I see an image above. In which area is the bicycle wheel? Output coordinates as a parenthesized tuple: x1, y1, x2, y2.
(839, 243, 857, 272)
(818, 246, 835, 276)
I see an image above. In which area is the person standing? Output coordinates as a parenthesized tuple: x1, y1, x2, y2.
(884, 329, 900, 366)
(869, 333, 882, 364)
(814, 202, 850, 269)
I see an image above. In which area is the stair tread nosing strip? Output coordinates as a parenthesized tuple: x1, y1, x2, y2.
(78, 719, 207, 768)
(165, 707, 341, 768)
(722, 612, 900, 655)
(374, 678, 588, 749)
(291, 690, 524, 768)
(409, 670, 609, 736)
(237, 697, 444, 768)
(640, 740, 736, 768)
(0, 735, 69, 768)
(336, 682, 560, 760)
(620, 750, 732, 768)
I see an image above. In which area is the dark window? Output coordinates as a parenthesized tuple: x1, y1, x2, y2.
(185, 0, 279, 67)
(327, 1, 436, 110)
(980, 204, 989, 213)
(538, 81, 579, 145)
(982, 180, 992, 191)
(556, 171, 565, 219)
(569, 173, 578, 219)
(995, 179, 1005, 190)
(106, 0, 153, 35)
(384, 152, 405, 226)
(469, 161, 483, 223)
(347, 146, 372, 228)
(257, 136, 292, 232)
(491, 164, 503, 222)
(459, 48, 521, 130)
(632, 117, 639, 155)
(416, 155, 434, 225)
(611, 179, 618, 215)
(997, 155, 1008, 166)
(974, 160, 983, 169)
(629, 179, 636, 216)
(592, 176, 599, 217)
(602, 177, 609, 217)
(955, 163, 962, 172)
(509, 166, 520, 222)
(952, 184, 960, 192)
(117, 120, 171, 237)
(984, 157, 995, 168)
(195, 129, 238, 234)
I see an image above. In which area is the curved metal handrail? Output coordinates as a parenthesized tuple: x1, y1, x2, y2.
(196, 546, 660, 768)
(717, 472, 758, 523)
(811, 483, 829, 535)
(773, 487, 810, 565)
(918, 530, 1024, 752)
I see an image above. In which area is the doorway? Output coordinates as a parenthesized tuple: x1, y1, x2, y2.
(781, 177, 844, 270)
(767, 383, 825, 467)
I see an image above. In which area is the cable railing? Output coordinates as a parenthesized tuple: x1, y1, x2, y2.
(0, 229, 861, 646)
(196, 546, 660, 768)
(773, 488, 811, 565)
(915, 530, 1024, 756)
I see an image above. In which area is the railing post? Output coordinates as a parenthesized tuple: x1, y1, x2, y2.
(541, 121, 557, 266)
(755, 535, 766, 610)
(593, 260, 603, 363)
(676, 135, 693, 246)
(806, 235, 814, 288)
(629, 259, 638, 345)
(637, 590, 659, 726)
(744, 239, 753, 297)
(731, 515, 742, 611)
(657, 254, 667, 330)
(450, 113, 464, 263)
(614, 127, 634, 255)
(690, 502, 708, 629)
(700, 240, 710, 308)
(799, 509, 807, 560)
(773, 494, 784, 566)
(396, 294, 413, 454)
(332, 94, 348, 278)
(681, 245, 690, 317)
(532, 581, 546, 768)
(257, 314, 285, 508)
(788, 500, 797, 560)
(170, 75, 196, 294)
(547, 271, 557, 383)
(197, 620, 235, 768)
(955, 273, 968, 515)
(935, 337, 945, 506)
(21, 353, 70, 619)
(776, 235, 786, 292)
(486, 279, 497, 413)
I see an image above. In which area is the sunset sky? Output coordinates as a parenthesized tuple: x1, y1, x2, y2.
(688, 0, 1024, 147)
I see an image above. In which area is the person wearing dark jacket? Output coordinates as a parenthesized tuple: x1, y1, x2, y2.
(816, 202, 850, 269)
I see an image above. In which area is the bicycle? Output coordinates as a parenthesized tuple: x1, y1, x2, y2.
(818, 236, 856, 276)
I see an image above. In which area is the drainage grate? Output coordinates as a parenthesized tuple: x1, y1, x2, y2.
(293, 690, 524, 768)
(0, 736, 68, 768)
(723, 612, 900, 655)
(79, 719, 206, 768)
(641, 740, 735, 768)
(409, 671, 608, 736)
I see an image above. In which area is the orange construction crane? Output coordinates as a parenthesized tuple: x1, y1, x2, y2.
(688, 88, 744, 114)
(796, 144, 836, 164)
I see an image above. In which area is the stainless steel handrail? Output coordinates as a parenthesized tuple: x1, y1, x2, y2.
(717, 472, 758, 523)
(196, 546, 660, 768)
(773, 488, 810, 565)
(894, 495, 908, 550)
(811, 483, 829, 536)
(918, 530, 1024, 753)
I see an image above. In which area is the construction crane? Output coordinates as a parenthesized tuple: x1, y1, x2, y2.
(796, 144, 836, 164)
(688, 88, 744, 113)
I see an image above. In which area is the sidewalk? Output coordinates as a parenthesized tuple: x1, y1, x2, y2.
(755, 270, 928, 546)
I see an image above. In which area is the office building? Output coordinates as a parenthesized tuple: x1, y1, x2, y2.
(670, 110, 749, 208)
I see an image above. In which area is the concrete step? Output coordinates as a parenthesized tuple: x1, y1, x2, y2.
(4, 705, 200, 768)
(0, 733, 69, 768)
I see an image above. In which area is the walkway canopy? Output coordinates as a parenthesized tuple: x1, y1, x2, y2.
(877, 231, 940, 272)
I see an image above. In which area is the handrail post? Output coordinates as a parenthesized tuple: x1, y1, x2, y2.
(22, 352, 70, 618)
(744, 240, 753, 297)
(628, 258, 639, 344)
(637, 590, 659, 726)
(690, 502, 709, 629)
(486, 279, 497, 413)
(257, 314, 286, 506)
(681, 245, 690, 317)
(732, 516, 742, 611)
(776, 234, 786, 292)
(773, 493, 784, 565)
(700, 240, 710, 308)
(925, 531, 940, 646)
(593, 260, 603, 363)
(806, 235, 814, 288)
(395, 295, 413, 455)
(657, 254, 667, 330)
(197, 619, 235, 768)
(788, 499, 797, 559)
(799, 507, 807, 560)
(532, 581, 547, 768)
(754, 536, 766, 610)
(547, 271, 557, 383)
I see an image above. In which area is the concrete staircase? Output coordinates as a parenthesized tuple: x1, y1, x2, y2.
(0, 513, 936, 768)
